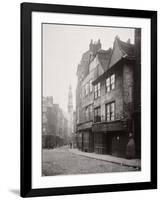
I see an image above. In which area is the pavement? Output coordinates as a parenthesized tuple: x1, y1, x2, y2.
(42, 147, 139, 176)
(69, 148, 141, 169)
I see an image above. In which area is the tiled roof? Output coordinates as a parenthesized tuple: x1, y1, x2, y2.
(97, 48, 112, 71)
(108, 36, 135, 69)
(77, 37, 135, 82)
(117, 37, 135, 57)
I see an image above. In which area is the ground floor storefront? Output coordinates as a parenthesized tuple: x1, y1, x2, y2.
(93, 131, 129, 157)
(76, 121, 94, 153)
(77, 120, 137, 159)
(77, 129, 94, 152)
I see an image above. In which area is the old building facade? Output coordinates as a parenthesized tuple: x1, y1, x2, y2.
(42, 96, 68, 148)
(67, 85, 74, 137)
(76, 39, 112, 152)
(92, 36, 135, 157)
(76, 29, 141, 158)
(76, 40, 96, 152)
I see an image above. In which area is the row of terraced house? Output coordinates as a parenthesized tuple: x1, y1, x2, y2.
(76, 29, 141, 159)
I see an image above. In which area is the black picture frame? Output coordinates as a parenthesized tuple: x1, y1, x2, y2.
(21, 2, 157, 197)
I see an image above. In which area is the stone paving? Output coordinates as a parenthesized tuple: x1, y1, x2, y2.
(42, 147, 140, 176)
(69, 148, 141, 169)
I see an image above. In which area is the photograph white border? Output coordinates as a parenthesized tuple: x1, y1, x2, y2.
(32, 12, 151, 189)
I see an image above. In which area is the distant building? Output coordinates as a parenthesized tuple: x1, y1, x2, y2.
(42, 96, 68, 148)
(67, 85, 74, 139)
(76, 30, 141, 158)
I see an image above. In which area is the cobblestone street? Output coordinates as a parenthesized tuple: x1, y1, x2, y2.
(42, 147, 138, 176)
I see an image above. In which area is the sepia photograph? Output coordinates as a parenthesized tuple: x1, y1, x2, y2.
(42, 23, 141, 176)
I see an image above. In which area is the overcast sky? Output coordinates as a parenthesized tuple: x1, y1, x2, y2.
(43, 24, 134, 112)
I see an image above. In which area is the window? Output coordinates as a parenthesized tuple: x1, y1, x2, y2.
(94, 107, 101, 122)
(106, 78, 110, 92)
(94, 82, 101, 99)
(106, 104, 110, 121)
(84, 105, 93, 121)
(94, 85, 97, 99)
(98, 82, 100, 97)
(111, 74, 115, 90)
(106, 102, 115, 121)
(106, 74, 115, 92)
(110, 102, 115, 120)
(89, 80, 93, 92)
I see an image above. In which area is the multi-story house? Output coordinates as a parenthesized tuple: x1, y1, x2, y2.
(76, 29, 141, 158)
(76, 40, 100, 152)
(92, 32, 141, 158)
(76, 39, 112, 152)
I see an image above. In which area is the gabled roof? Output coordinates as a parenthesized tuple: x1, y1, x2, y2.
(77, 37, 135, 83)
(97, 48, 112, 72)
(93, 37, 136, 85)
(108, 36, 135, 69)
(117, 38, 135, 57)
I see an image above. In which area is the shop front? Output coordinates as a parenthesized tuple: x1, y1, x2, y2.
(92, 120, 129, 157)
(76, 121, 94, 152)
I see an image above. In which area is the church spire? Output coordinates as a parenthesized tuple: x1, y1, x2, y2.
(68, 84, 73, 113)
